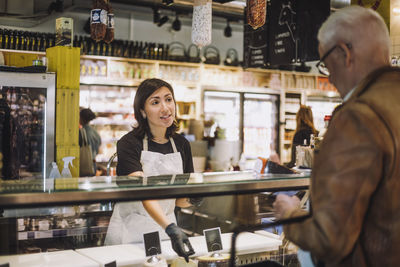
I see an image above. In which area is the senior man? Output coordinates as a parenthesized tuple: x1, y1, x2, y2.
(273, 6, 400, 266)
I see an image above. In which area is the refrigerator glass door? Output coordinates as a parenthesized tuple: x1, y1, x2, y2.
(244, 93, 279, 159)
(0, 72, 55, 180)
(306, 97, 342, 133)
(203, 91, 240, 141)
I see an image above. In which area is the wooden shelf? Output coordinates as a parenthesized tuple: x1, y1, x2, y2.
(81, 55, 156, 65)
(80, 76, 142, 87)
(0, 49, 46, 55)
(159, 60, 201, 68)
(203, 64, 242, 71)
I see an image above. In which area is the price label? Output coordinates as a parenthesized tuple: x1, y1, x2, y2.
(143, 231, 161, 256)
(203, 227, 223, 252)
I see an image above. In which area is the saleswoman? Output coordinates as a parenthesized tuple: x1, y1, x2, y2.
(105, 79, 195, 261)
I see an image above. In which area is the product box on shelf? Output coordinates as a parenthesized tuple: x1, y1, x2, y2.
(55, 17, 74, 47)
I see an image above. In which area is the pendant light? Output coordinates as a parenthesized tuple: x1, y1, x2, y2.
(172, 12, 181, 31)
(224, 20, 232, 38)
(192, 0, 212, 48)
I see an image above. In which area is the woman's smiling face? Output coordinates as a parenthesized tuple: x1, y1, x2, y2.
(142, 86, 176, 132)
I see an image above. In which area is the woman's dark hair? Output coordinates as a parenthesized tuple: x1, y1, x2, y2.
(133, 78, 179, 139)
(80, 108, 96, 125)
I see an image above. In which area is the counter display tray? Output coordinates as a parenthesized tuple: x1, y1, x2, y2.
(74, 232, 281, 266)
(76, 244, 146, 267)
(0, 250, 99, 267)
(161, 232, 282, 261)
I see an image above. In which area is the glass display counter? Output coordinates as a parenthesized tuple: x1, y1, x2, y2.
(0, 171, 309, 208)
(0, 171, 310, 266)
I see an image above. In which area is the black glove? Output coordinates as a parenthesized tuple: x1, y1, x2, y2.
(165, 223, 195, 262)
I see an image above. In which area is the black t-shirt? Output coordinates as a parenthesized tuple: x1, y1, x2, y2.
(116, 131, 194, 176)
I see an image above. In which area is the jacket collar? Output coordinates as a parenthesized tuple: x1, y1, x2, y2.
(347, 66, 400, 103)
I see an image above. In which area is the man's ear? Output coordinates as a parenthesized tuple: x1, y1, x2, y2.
(140, 109, 146, 119)
(338, 42, 352, 67)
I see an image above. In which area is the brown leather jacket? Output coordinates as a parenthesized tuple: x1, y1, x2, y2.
(284, 66, 400, 266)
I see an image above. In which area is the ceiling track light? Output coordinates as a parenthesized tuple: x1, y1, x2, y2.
(172, 13, 181, 31)
(224, 20, 232, 38)
(158, 15, 169, 27)
(162, 0, 174, 6)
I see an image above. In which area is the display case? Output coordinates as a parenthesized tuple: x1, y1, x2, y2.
(0, 71, 56, 180)
(0, 171, 310, 266)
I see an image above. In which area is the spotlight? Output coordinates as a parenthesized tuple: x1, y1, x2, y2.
(162, 0, 174, 5)
(158, 15, 169, 27)
(153, 8, 160, 24)
(224, 20, 232, 38)
(172, 13, 181, 31)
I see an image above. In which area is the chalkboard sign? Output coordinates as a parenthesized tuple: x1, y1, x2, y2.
(268, 0, 298, 65)
(297, 0, 330, 62)
(243, 0, 330, 67)
(243, 9, 269, 68)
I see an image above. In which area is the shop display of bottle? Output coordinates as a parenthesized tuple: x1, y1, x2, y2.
(0, 29, 55, 52)
(0, 29, 174, 61)
(0, 87, 45, 179)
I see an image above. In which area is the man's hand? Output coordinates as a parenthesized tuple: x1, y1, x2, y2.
(273, 194, 301, 219)
(165, 223, 195, 262)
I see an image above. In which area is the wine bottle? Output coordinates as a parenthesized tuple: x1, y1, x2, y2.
(9, 30, 16, 50)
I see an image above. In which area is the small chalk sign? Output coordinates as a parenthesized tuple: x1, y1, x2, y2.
(143, 231, 162, 256)
(104, 261, 117, 267)
(203, 227, 223, 252)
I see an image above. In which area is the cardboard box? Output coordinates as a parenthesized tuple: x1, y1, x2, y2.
(55, 17, 73, 46)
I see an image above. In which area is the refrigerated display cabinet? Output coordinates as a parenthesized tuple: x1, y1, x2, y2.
(0, 171, 310, 266)
(0, 71, 55, 180)
(203, 89, 280, 170)
(305, 95, 342, 133)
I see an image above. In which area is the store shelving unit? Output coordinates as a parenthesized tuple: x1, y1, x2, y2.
(0, 49, 340, 164)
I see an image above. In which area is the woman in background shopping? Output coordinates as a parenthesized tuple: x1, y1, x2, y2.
(79, 108, 101, 175)
(287, 105, 318, 168)
(105, 78, 195, 262)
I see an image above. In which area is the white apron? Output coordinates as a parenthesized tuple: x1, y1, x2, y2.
(105, 136, 183, 245)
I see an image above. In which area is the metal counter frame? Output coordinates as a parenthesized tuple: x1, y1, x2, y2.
(0, 172, 310, 208)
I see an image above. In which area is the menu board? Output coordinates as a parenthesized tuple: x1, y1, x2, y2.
(268, 0, 298, 65)
(296, 0, 330, 62)
(243, 8, 269, 68)
(244, 0, 330, 67)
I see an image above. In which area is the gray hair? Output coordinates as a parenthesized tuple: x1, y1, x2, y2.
(317, 6, 390, 56)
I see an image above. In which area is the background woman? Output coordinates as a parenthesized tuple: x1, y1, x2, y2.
(105, 79, 195, 262)
(287, 105, 318, 168)
(79, 108, 101, 175)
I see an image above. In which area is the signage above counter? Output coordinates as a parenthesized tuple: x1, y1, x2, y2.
(244, 0, 330, 67)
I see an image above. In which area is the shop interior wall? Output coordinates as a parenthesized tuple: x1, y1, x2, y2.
(392, 0, 400, 56)
(1, 9, 244, 62)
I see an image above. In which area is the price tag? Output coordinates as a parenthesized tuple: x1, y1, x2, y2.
(104, 261, 117, 267)
(203, 227, 223, 252)
(143, 231, 162, 256)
